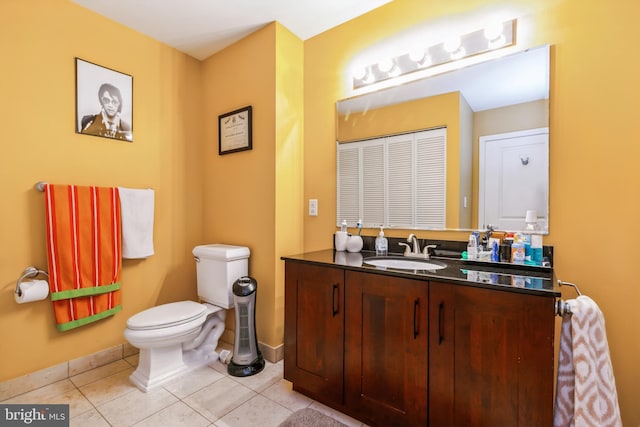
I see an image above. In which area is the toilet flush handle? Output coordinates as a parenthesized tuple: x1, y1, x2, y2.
(193, 256, 200, 263)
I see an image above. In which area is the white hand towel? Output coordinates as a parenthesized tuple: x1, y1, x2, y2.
(118, 187, 155, 259)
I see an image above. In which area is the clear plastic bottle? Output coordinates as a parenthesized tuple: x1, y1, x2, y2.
(523, 210, 537, 261)
(375, 226, 388, 256)
(340, 220, 347, 233)
(511, 234, 526, 264)
(467, 234, 478, 260)
(531, 234, 543, 265)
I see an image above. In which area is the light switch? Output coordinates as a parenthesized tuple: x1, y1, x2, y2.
(309, 199, 318, 216)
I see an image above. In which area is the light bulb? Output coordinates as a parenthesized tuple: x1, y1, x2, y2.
(353, 65, 367, 81)
(484, 23, 504, 42)
(378, 58, 394, 73)
(408, 48, 425, 63)
(443, 36, 461, 53)
(484, 22, 506, 49)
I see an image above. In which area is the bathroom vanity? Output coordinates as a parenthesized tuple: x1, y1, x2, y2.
(282, 249, 558, 427)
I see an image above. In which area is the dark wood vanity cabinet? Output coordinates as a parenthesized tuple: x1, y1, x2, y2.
(284, 262, 345, 406)
(429, 281, 555, 427)
(284, 260, 555, 427)
(345, 271, 428, 426)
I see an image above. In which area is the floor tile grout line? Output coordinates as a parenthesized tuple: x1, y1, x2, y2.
(70, 380, 102, 422)
(3, 357, 356, 426)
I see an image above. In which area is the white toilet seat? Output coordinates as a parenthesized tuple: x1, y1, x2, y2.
(124, 301, 210, 347)
(127, 301, 207, 330)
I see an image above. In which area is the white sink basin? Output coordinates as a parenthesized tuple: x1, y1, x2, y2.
(363, 257, 447, 271)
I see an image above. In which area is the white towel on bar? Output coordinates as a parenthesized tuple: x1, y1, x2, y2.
(553, 296, 622, 427)
(118, 187, 155, 259)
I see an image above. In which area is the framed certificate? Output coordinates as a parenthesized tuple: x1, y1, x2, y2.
(218, 106, 252, 155)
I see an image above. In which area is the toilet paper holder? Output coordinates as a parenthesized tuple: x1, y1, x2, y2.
(15, 266, 49, 297)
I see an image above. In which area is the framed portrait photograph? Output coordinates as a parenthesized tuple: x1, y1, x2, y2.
(75, 58, 133, 142)
(218, 106, 252, 155)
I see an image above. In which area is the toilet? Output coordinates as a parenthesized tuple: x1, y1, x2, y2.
(124, 244, 250, 392)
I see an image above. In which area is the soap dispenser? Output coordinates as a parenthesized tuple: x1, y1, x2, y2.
(375, 226, 388, 256)
(335, 220, 349, 252)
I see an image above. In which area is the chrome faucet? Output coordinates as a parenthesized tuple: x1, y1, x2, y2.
(397, 233, 418, 256)
(398, 234, 437, 259)
(408, 234, 421, 255)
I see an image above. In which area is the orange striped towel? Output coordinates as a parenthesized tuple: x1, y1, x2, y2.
(44, 184, 122, 331)
(553, 296, 622, 427)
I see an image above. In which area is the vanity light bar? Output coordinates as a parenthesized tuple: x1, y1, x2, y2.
(353, 18, 516, 89)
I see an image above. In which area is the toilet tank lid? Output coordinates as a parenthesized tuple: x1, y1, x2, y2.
(193, 244, 250, 261)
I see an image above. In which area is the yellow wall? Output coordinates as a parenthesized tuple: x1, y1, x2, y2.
(273, 25, 305, 347)
(200, 22, 303, 347)
(304, 0, 640, 424)
(336, 92, 459, 141)
(1, 0, 205, 379)
(201, 25, 277, 345)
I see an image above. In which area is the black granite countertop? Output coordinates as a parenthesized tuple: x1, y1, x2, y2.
(282, 249, 560, 297)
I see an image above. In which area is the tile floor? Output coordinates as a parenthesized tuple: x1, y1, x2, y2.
(1, 347, 365, 427)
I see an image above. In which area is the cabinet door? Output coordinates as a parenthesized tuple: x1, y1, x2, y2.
(429, 282, 555, 427)
(284, 262, 344, 405)
(345, 271, 428, 426)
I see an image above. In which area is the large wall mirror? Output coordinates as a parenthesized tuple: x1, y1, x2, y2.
(336, 45, 550, 233)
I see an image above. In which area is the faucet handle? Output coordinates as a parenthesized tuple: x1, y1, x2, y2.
(407, 233, 415, 242)
(422, 244, 437, 259)
(398, 242, 411, 256)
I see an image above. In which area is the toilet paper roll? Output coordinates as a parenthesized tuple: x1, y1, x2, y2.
(14, 280, 49, 304)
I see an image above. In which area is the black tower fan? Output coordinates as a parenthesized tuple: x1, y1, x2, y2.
(227, 276, 265, 377)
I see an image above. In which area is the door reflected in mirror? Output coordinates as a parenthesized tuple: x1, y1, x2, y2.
(336, 45, 550, 233)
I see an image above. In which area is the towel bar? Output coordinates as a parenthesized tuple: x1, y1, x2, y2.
(15, 266, 49, 297)
(558, 280, 582, 296)
(35, 181, 153, 192)
(555, 279, 582, 316)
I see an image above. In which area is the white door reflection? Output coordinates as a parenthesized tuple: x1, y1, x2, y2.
(479, 127, 549, 232)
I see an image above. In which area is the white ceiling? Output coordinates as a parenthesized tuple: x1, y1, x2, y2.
(70, 1, 548, 111)
(71, 0, 392, 60)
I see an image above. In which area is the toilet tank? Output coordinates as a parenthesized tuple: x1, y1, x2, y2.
(193, 244, 250, 309)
